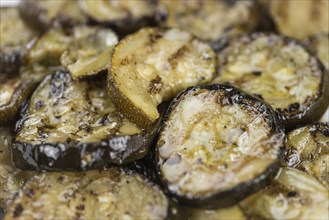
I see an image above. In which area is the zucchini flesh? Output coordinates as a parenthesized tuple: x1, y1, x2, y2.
(18, 0, 86, 30)
(109, 27, 216, 128)
(5, 168, 168, 220)
(285, 122, 329, 187)
(14, 71, 155, 170)
(213, 33, 329, 129)
(304, 33, 329, 70)
(156, 85, 285, 208)
(241, 168, 329, 220)
(187, 205, 246, 220)
(79, 0, 156, 33)
(159, 0, 259, 41)
(0, 8, 37, 74)
(268, 0, 329, 39)
(60, 26, 118, 79)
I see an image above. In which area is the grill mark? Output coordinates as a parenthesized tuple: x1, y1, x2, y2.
(168, 45, 188, 69)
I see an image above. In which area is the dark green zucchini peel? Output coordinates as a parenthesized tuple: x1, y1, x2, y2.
(284, 122, 329, 187)
(212, 33, 329, 130)
(13, 71, 157, 171)
(18, 0, 86, 31)
(60, 26, 118, 79)
(78, 0, 158, 34)
(4, 167, 169, 220)
(303, 33, 329, 70)
(156, 84, 285, 209)
(0, 8, 37, 75)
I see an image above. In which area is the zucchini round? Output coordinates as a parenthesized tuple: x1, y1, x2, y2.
(284, 122, 329, 187)
(13, 71, 156, 171)
(0, 8, 37, 75)
(213, 33, 329, 130)
(186, 205, 246, 220)
(60, 26, 118, 79)
(108, 27, 216, 128)
(4, 167, 169, 220)
(303, 33, 329, 70)
(156, 84, 285, 209)
(267, 0, 329, 39)
(78, 0, 157, 34)
(158, 0, 259, 42)
(18, 0, 86, 31)
(240, 168, 329, 220)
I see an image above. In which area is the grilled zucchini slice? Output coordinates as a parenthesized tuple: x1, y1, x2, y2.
(60, 26, 118, 79)
(158, 0, 259, 42)
(0, 8, 37, 75)
(18, 0, 86, 31)
(108, 27, 216, 128)
(240, 168, 329, 220)
(284, 122, 329, 187)
(304, 33, 329, 70)
(4, 167, 169, 220)
(213, 33, 329, 130)
(156, 84, 285, 208)
(27, 28, 72, 65)
(14, 71, 156, 171)
(79, 0, 157, 34)
(267, 0, 329, 39)
(186, 205, 246, 220)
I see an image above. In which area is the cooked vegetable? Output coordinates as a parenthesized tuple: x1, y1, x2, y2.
(108, 27, 216, 128)
(0, 126, 36, 212)
(304, 33, 329, 70)
(284, 122, 329, 187)
(18, 0, 86, 31)
(0, 64, 54, 124)
(0, 8, 37, 74)
(187, 205, 246, 220)
(60, 26, 118, 79)
(4, 167, 169, 220)
(14, 71, 156, 171)
(27, 29, 72, 65)
(156, 84, 285, 208)
(158, 0, 259, 42)
(212, 33, 329, 130)
(79, 0, 157, 34)
(267, 0, 329, 39)
(240, 168, 329, 220)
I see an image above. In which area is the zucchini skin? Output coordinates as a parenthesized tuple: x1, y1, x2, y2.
(156, 84, 285, 209)
(214, 33, 329, 131)
(13, 71, 158, 171)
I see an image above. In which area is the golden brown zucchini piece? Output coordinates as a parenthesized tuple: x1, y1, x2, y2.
(284, 122, 329, 187)
(79, 0, 157, 34)
(267, 0, 329, 39)
(158, 0, 259, 42)
(0, 8, 37, 75)
(240, 168, 329, 220)
(60, 26, 118, 79)
(213, 33, 329, 130)
(14, 71, 157, 171)
(18, 0, 86, 31)
(156, 85, 285, 209)
(4, 167, 169, 220)
(304, 33, 329, 70)
(0, 64, 54, 124)
(108, 27, 216, 128)
(27, 29, 72, 65)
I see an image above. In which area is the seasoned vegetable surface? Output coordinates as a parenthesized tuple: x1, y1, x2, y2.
(285, 122, 329, 187)
(241, 168, 329, 220)
(159, 0, 259, 41)
(0, 8, 36, 74)
(187, 205, 246, 220)
(14, 71, 155, 170)
(5, 167, 169, 220)
(156, 85, 285, 208)
(60, 26, 118, 79)
(213, 33, 329, 129)
(108, 27, 216, 128)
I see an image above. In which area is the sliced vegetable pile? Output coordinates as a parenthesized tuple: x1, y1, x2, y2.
(0, 1, 328, 219)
